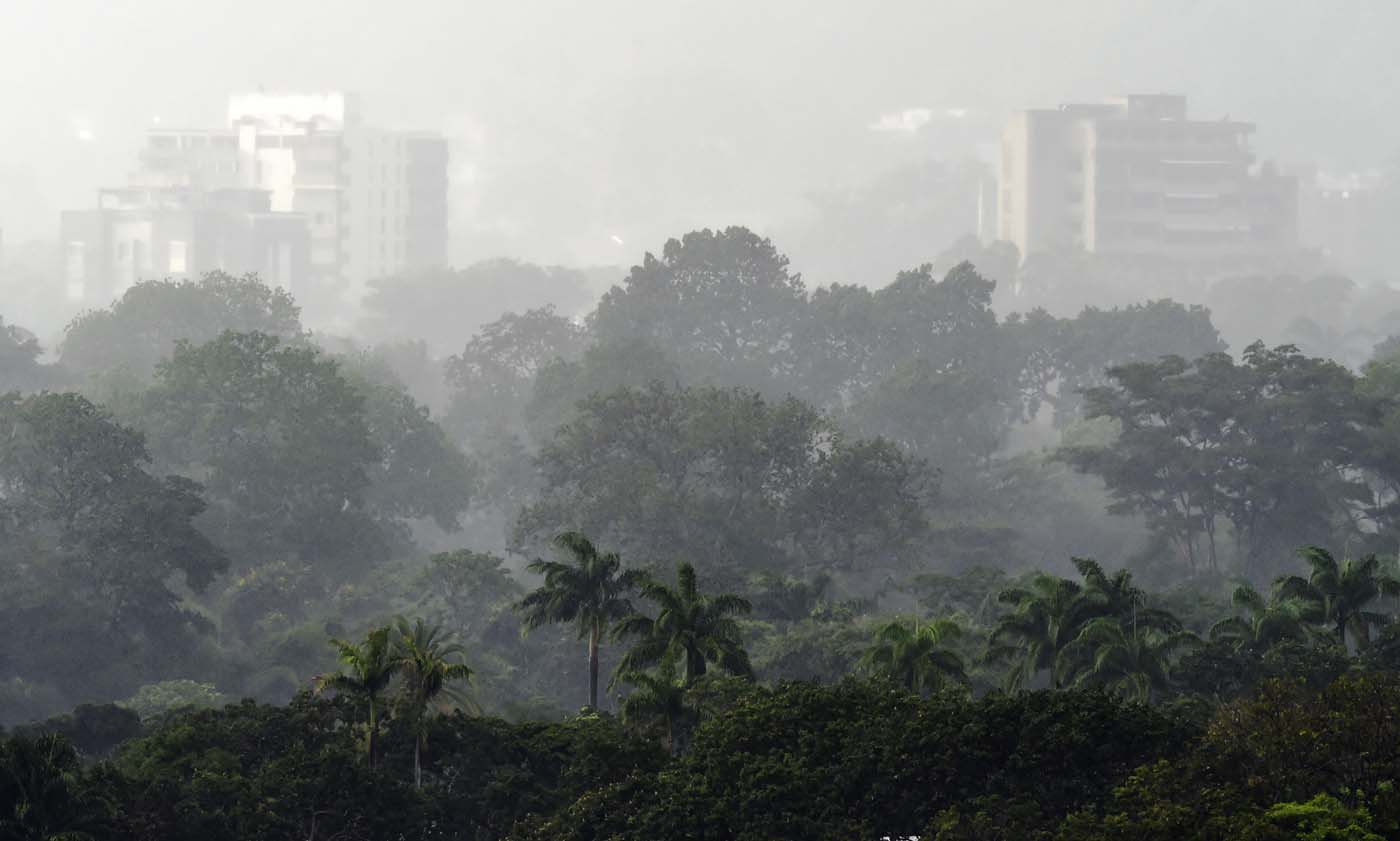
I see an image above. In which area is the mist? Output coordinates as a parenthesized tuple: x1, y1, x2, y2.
(4, 4, 1400, 838)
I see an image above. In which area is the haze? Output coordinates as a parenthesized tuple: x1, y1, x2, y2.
(3, 0, 1396, 275)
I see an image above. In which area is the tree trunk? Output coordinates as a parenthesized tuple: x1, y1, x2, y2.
(588, 624, 600, 710)
(414, 737, 422, 789)
(368, 700, 378, 771)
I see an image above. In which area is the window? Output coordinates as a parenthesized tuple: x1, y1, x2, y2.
(168, 240, 188, 273)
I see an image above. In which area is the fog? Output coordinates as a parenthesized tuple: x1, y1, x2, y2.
(4, 1, 1397, 273)
(6, 5, 1400, 832)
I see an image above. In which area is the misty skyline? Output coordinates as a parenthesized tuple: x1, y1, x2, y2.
(3, 0, 1398, 271)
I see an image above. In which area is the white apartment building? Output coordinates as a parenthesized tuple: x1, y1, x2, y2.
(998, 95, 1297, 264)
(61, 92, 447, 309)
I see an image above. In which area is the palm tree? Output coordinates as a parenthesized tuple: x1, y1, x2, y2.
(614, 562, 753, 686)
(1209, 583, 1322, 654)
(0, 733, 110, 840)
(515, 531, 648, 710)
(315, 625, 400, 769)
(618, 658, 691, 755)
(392, 616, 474, 788)
(1063, 617, 1197, 703)
(988, 573, 1102, 690)
(1073, 558, 1179, 633)
(859, 617, 969, 695)
(1276, 546, 1400, 648)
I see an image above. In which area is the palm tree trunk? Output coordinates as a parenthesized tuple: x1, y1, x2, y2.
(368, 699, 378, 771)
(414, 737, 422, 789)
(589, 624, 600, 710)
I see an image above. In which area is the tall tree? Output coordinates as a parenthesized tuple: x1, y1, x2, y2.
(0, 392, 226, 705)
(1277, 546, 1400, 648)
(988, 573, 1102, 690)
(60, 271, 303, 383)
(614, 563, 753, 685)
(617, 658, 690, 755)
(591, 226, 806, 390)
(514, 532, 647, 710)
(315, 626, 401, 769)
(0, 733, 113, 839)
(858, 618, 969, 695)
(1061, 617, 1196, 703)
(1209, 583, 1323, 655)
(515, 531, 644, 708)
(392, 617, 474, 789)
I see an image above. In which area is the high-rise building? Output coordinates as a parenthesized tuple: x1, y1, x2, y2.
(60, 92, 448, 311)
(997, 95, 1297, 264)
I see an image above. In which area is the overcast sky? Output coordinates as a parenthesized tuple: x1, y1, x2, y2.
(3, 0, 1397, 266)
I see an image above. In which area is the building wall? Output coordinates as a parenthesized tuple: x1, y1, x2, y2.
(998, 95, 1298, 265)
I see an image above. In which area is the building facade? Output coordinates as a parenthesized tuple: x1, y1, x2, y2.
(997, 95, 1297, 264)
(60, 91, 448, 311)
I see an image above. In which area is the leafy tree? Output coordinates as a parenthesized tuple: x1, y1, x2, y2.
(1062, 344, 1376, 575)
(137, 331, 382, 582)
(0, 392, 226, 705)
(1061, 618, 1196, 703)
(0, 315, 56, 393)
(515, 532, 647, 710)
(60, 271, 302, 382)
(859, 618, 969, 695)
(391, 617, 474, 788)
(443, 306, 587, 446)
(0, 733, 113, 840)
(1209, 583, 1322, 655)
(315, 625, 400, 769)
(360, 259, 595, 354)
(517, 382, 931, 578)
(617, 658, 690, 755)
(591, 227, 807, 390)
(614, 563, 753, 685)
(988, 573, 1102, 689)
(1277, 546, 1400, 648)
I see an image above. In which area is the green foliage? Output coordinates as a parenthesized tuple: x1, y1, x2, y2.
(518, 382, 932, 578)
(0, 392, 227, 708)
(119, 681, 227, 722)
(1061, 344, 1378, 576)
(614, 562, 754, 685)
(859, 617, 970, 695)
(60, 270, 302, 383)
(515, 532, 646, 709)
(139, 330, 383, 584)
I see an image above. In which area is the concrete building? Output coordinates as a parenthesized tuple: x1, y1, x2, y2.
(60, 91, 447, 310)
(60, 186, 308, 305)
(997, 95, 1297, 264)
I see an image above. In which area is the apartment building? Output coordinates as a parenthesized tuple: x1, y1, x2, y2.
(60, 91, 447, 309)
(997, 95, 1297, 263)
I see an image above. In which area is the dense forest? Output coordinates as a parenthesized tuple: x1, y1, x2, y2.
(7, 226, 1400, 838)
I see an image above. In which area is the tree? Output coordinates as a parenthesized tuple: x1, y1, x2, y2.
(988, 573, 1103, 690)
(0, 733, 113, 840)
(443, 306, 587, 446)
(0, 314, 56, 393)
(360, 259, 594, 355)
(391, 617, 474, 788)
(0, 392, 227, 706)
(614, 563, 753, 685)
(617, 658, 690, 755)
(859, 618, 969, 695)
(137, 331, 382, 583)
(591, 226, 806, 390)
(517, 382, 931, 579)
(1062, 617, 1196, 703)
(315, 626, 401, 769)
(514, 532, 647, 710)
(1276, 546, 1400, 648)
(1062, 344, 1376, 575)
(1208, 583, 1322, 655)
(60, 271, 303, 383)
